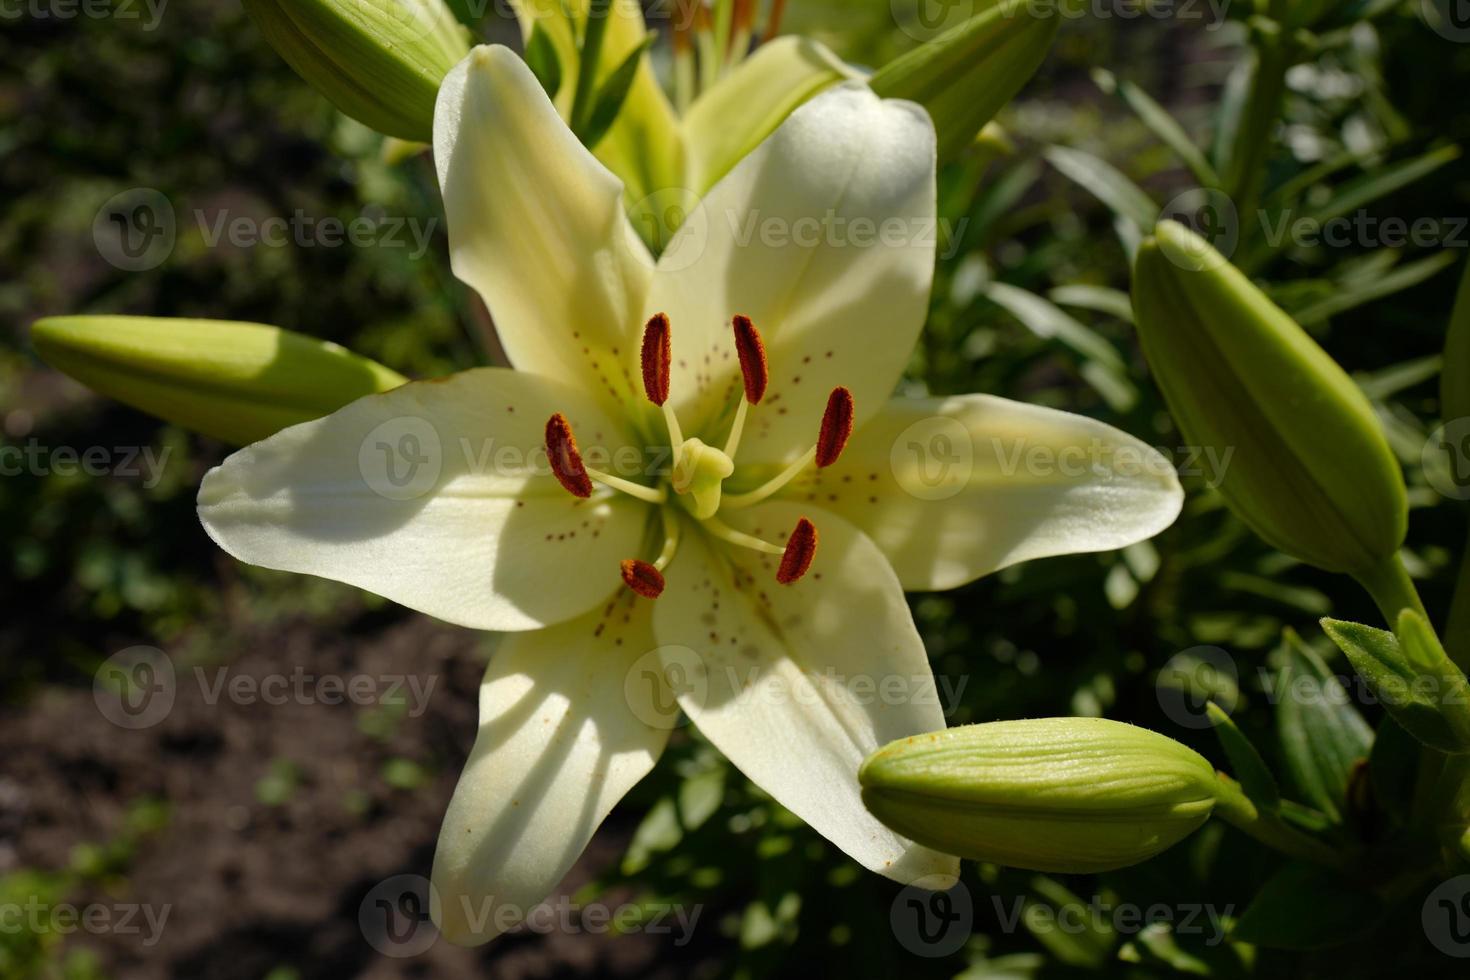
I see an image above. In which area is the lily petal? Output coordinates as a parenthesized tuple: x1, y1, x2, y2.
(646, 82, 936, 465)
(784, 394, 1184, 591)
(198, 368, 651, 631)
(653, 501, 959, 884)
(432, 596, 670, 945)
(434, 45, 652, 412)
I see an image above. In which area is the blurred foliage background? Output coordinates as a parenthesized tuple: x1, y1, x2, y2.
(4, 0, 1470, 976)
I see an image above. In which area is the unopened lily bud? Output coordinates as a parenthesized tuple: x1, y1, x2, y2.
(869, 0, 1059, 163)
(1132, 220, 1407, 575)
(244, 0, 470, 142)
(859, 718, 1221, 873)
(31, 316, 406, 445)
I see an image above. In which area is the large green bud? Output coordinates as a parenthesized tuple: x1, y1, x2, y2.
(869, 0, 1059, 164)
(244, 0, 471, 142)
(31, 316, 406, 446)
(859, 718, 1223, 873)
(1131, 220, 1407, 575)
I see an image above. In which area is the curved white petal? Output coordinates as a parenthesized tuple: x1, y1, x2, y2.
(782, 394, 1185, 591)
(197, 368, 651, 631)
(432, 597, 670, 945)
(652, 501, 958, 884)
(645, 83, 937, 465)
(434, 45, 653, 411)
(681, 36, 857, 194)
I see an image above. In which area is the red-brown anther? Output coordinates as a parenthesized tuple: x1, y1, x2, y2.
(815, 386, 854, 468)
(641, 313, 671, 406)
(731, 314, 769, 404)
(776, 518, 818, 584)
(620, 559, 666, 598)
(545, 413, 593, 498)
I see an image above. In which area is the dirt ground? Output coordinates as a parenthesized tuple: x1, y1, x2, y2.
(3, 599, 722, 979)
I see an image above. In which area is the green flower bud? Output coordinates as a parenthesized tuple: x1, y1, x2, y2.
(1131, 220, 1407, 575)
(31, 316, 406, 446)
(859, 718, 1222, 873)
(244, 0, 471, 142)
(869, 0, 1059, 164)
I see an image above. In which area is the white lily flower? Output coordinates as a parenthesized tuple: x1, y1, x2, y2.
(196, 45, 1184, 945)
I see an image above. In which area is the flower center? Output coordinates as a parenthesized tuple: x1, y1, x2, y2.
(544, 313, 854, 598)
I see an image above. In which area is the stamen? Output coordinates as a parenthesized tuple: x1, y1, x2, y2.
(701, 515, 784, 556)
(777, 518, 818, 584)
(546, 413, 667, 504)
(545, 413, 592, 498)
(620, 559, 665, 598)
(731, 315, 768, 404)
(815, 387, 854, 468)
(641, 313, 671, 406)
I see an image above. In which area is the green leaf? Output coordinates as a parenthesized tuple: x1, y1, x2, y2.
(1291, 251, 1458, 327)
(1444, 257, 1470, 425)
(1368, 716, 1419, 824)
(1047, 284, 1135, 323)
(870, 0, 1060, 164)
(578, 30, 655, 149)
(1321, 615, 1470, 753)
(1095, 69, 1220, 188)
(1206, 702, 1281, 811)
(983, 282, 1137, 412)
(1275, 630, 1373, 821)
(1233, 864, 1382, 950)
(524, 20, 563, 100)
(1044, 145, 1160, 230)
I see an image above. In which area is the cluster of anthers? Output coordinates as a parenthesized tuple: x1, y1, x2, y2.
(543, 313, 854, 599)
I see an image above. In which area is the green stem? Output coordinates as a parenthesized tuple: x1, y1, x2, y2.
(1214, 776, 1346, 868)
(1445, 520, 1470, 670)
(1354, 552, 1430, 627)
(570, 0, 612, 136)
(1226, 25, 1293, 239)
